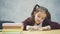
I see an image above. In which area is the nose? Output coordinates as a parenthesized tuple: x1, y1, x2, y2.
(38, 18, 43, 22)
(38, 18, 42, 21)
(38, 18, 41, 22)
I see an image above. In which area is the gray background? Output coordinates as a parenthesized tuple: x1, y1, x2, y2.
(0, 0, 60, 24)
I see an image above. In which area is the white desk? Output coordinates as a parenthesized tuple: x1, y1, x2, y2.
(23, 29, 60, 34)
(0, 29, 60, 34)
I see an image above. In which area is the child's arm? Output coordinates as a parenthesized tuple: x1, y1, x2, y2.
(48, 21, 60, 29)
(41, 25, 51, 31)
(26, 25, 51, 31)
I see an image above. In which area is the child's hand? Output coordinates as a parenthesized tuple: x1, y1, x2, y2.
(42, 25, 51, 31)
(26, 25, 33, 30)
(37, 25, 51, 31)
(26, 26, 39, 31)
(26, 25, 51, 31)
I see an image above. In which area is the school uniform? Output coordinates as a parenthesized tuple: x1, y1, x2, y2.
(22, 17, 60, 30)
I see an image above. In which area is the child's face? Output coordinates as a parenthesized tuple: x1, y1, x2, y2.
(34, 11, 46, 24)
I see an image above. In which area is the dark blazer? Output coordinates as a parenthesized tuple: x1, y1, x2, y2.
(22, 17, 60, 30)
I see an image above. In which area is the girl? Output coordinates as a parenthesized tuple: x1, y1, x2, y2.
(22, 4, 60, 31)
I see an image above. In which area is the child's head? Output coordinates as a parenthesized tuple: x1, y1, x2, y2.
(31, 4, 51, 24)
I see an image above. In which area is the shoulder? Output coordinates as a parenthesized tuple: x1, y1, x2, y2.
(49, 20, 60, 25)
(43, 19, 60, 29)
(22, 17, 32, 23)
(44, 19, 60, 25)
(48, 20, 60, 29)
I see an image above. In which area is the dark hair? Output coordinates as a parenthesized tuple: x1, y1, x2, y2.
(31, 4, 51, 23)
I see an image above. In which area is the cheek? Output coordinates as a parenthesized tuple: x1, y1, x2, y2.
(35, 17, 39, 22)
(35, 16, 39, 20)
(35, 18, 42, 22)
(40, 19, 44, 22)
(36, 18, 44, 22)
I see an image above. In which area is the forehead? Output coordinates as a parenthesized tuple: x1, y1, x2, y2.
(36, 11, 46, 18)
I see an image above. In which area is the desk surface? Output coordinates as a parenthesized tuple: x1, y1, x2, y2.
(23, 29, 60, 34)
(0, 29, 60, 34)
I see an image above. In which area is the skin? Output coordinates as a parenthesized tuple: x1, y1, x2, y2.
(34, 10, 46, 25)
(22, 9, 51, 31)
(28, 9, 51, 31)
